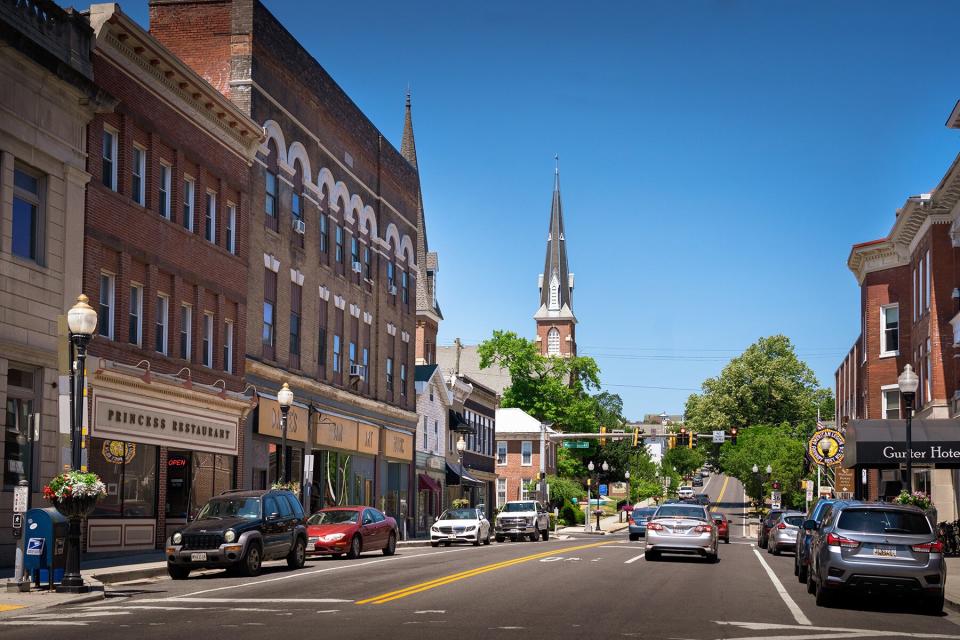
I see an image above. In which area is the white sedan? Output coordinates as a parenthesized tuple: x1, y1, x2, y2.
(430, 508, 492, 547)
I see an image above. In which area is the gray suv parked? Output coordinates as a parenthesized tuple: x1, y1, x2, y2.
(805, 502, 945, 613)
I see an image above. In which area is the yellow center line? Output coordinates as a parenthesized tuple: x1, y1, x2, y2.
(0, 604, 26, 612)
(356, 541, 612, 605)
(711, 475, 730, 512)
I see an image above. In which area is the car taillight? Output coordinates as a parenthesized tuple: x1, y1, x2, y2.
(628, 516, 634, 524)
(912, 541, 943, 554)
(826, 532, 859, 549)
(694, 524, 713, 533)
(777, 523, 787, 530)
(646, 522, 664, 531)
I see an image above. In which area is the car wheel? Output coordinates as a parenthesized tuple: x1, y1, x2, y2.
(814, 573, 834, 608)
(794, 558, 799, 576)
(286, 537, 306, 570)
(483, 532, 491, 545)
(167, 564, 190, 580)
(240, 543, 262, 577)
(629, 534, 639, 542)
(644, 550, 658, 561)
(798, 560, 808, 584)
(382, 532, 397, 556)
(772, 546, 780, 556)
(806, 566, 817, 594)
(529, 532, 539, 542)
(495, 535, 505, 543)
(541, 527, 549, 541)
(430, 541, 440, 548)
(706, 552, 718, 563)
(922, 590, 945, 615)
(724, 536, 729, 544)
(346, 535, 362, 559)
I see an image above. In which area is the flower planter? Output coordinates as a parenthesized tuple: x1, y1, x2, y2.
(53, 496, 99, 519)
(43, 470, 106, 518)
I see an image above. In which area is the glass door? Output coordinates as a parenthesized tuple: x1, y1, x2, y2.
(166, 451, 191, 520)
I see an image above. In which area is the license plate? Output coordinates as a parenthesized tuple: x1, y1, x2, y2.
(873, 546, 897, 558)
(190, 552, 208, 561)
(447, 535, 457, 539)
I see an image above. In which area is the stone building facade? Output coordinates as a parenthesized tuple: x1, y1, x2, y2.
(0, 0, 106, 566)
(150, 0, 420, 529)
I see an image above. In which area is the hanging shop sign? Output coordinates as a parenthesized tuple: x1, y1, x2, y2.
(808, 428, 845, 466)
(357, 423, 379, 456)
(382, 429, 413, 462)
(92, 391, 238, 455)
(257, 396, 309, 443)
(315, 413, 358, 451)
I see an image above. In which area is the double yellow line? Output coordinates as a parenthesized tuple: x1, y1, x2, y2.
(356, 541, 611, 605)
(711, 475, 730, 512)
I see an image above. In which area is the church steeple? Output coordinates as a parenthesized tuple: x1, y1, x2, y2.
(403, 91, 442, 365)
(535, 159, 577, 357)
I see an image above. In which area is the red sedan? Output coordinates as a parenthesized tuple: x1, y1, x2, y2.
(711, 512, 730, 544)
(306, 506, 397, 559)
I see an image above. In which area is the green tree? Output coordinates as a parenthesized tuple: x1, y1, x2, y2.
(718, 424, 806, 508)
(663, 446, 704, 479)
(683, 335, 834, 441)
(544, 475, 586, 507)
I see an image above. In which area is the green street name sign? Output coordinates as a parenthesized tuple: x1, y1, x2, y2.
(563, 441, 590, 449)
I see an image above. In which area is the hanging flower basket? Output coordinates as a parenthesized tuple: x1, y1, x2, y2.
(894, 490, 931, 511)
(271, 481, 300, 496)
(43, 471, 106, 519)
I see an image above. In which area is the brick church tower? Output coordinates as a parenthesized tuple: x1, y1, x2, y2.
(403, 93, 442, 365)
(534, 164, 577, 357)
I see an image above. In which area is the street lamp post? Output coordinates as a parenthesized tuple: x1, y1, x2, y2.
(596, 461, 608, 531)
(625, 470, 631, 507)
(456, 435, 467, 502)
(59, 295, 97, 594)
(898, 364, 919, 494)
(277, 383, 294, 484)
(585, 461, 595, 533)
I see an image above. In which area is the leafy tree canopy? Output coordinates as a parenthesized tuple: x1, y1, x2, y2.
(663, 446, 705, 479)
(718, 424, 807, 508)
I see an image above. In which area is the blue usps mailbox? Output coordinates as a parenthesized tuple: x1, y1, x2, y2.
(22, 507, 68, 589)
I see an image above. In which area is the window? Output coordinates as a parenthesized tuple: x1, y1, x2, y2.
(363, 245, 371, 279)
(362, 347, 369, 382)
(926, 337, 932, 402)
(318, 326, 327, 371)
(497, 478, 507, 508)
(132, 145, 145, 205)
(226, 204, 237, 254)
(205, 191, 216, 244)
(202, 313, 214, 367)
(265, 171, 277, 219)
(180, 304, 192, 360)
(521, 441, 532, 466)
(159, 162, 171, 219)
(880, 304, 898, 356)
(102, 127, 117, 190)
(335, 225, 344, 264)
(497, 441, 507, 465)
(223, 320, 234, 374)
(386, 357, 394, 391)
(349, 341, 357, 371)
(290, 283, 301, 366)
(99, 273, 115, 339)
(12, 164, 43, 264)
(549, 272, 559, 310)
(520, 478, 532, 500)
(547, 327, 560, 356)
(351, 236, 360, 267)
(333, 334, 341, 373)
(4, 367, 39, 490)
(400, 363, 407, 397)
(913, 267, 918, 322)
(319, 215, 328, 254)
(401, 271, 409, 304)
(881, 387, 900, 420)
(926, 249, 931, 311)
(90, 439, 158, 518)
(292, 191, 302, 223)
(263, 269, 276, 355)
(128, 284, 143, 346)
(387, 262, 395, 291)
(423, 420, 428, 449)
(155, 294, 169, 355)
(183, 177, 195, 232)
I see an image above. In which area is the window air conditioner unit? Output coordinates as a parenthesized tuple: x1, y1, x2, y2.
(293, 219, 306, 235)
(352, 261, 363, 273)
(349, 364, 365, 378)
(388, 285, 398, 295)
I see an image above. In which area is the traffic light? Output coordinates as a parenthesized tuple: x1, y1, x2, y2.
(679, 427, 687, 448)
(600, 426, 607, 446)
(730, 427, 737, 445)
(688, 430, 694, 449)
(633, 428, 640, 447)
(668, 434, 676, 449)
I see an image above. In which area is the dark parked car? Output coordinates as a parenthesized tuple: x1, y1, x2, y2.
(628, 507, 657, 541)
(805, 502, 945, 613)
(795, 499, 840, 583)
(165, 489, 307, 580)
(757, 509, 784, 549)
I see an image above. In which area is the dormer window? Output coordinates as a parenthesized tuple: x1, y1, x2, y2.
(548, 272, 559, 310)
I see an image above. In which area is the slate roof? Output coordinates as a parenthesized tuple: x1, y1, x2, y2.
(414, 363, 439, 383)
(534, 166, 575, 322)
(436, 344, 510, 396)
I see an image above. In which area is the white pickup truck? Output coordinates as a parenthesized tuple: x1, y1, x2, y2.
(494, 500, 550, 542)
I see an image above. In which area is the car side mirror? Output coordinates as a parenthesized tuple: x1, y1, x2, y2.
(803, 519, 818, 531)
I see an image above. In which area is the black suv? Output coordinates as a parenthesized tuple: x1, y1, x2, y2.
(166, 489, 307, 580)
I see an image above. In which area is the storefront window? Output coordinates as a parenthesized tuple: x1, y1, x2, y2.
(384, 461, 409, 529)
(268, 443, 302, 487)
(315, 451, 375, 510)
(90, 439, 158, 518)
(3, 366, 39, 490)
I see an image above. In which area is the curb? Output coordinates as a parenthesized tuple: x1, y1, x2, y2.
(397, 540, 431, 548)
(91, 565, 169, 585)
(945, 596, 960, 615)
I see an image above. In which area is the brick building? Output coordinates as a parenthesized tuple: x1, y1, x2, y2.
(494, 408, 557, 507)
(838, 138, 960, 519)
(77, 4, 262, 552)
(445, 376, 497, 520)
(0, 0, 108, 566)
(149, 0, 420, 528)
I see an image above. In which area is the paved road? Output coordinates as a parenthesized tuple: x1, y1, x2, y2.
(3, 473, 960, 639)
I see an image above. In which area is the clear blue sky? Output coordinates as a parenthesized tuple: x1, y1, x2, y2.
(124, 1, 960, 420)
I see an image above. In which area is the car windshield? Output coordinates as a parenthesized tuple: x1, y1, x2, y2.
(837, 509, 931, 535)
(784, 515, 805, 526)
(654, 505, 707, 520)
(307, 510, 359, 525)
(633, 508, 655, 519)
(196, 497, 260, 520)
(440, 509, 476, 520)
(502, 502, 536, 513)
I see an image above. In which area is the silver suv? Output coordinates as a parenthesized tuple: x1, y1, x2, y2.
(806, 502, 944, 613)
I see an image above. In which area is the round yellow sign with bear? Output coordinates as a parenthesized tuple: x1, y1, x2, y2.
(808, 429, 844, 466)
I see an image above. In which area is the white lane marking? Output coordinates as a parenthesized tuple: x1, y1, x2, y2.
(317, 610, 339, 614)
(624, 554, 645, 564)
(139, 597, 352, 604)
(0, 621, 89, 627)
(161, 546, 472, 599)
(15, 611, 131, 620)
(539, 557, 564, 562)
(415, 610, 446, 614)
(717, 620, 960, 639)
(591, 558, 602, 562)
(751, 548, 811, 626)
(742, 480, 748, 539)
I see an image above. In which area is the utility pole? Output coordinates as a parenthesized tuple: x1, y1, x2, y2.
(454, 337, 463, 376)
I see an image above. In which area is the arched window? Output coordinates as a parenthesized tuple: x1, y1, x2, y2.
(547, 328, 560, 356)
(549, 272, 559, 310)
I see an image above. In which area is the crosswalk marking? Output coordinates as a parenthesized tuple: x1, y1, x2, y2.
(624, 554, 645, 564)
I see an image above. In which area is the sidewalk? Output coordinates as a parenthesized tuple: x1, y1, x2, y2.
(556, 513, 629, 536)
(944, 557, 960, 611)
